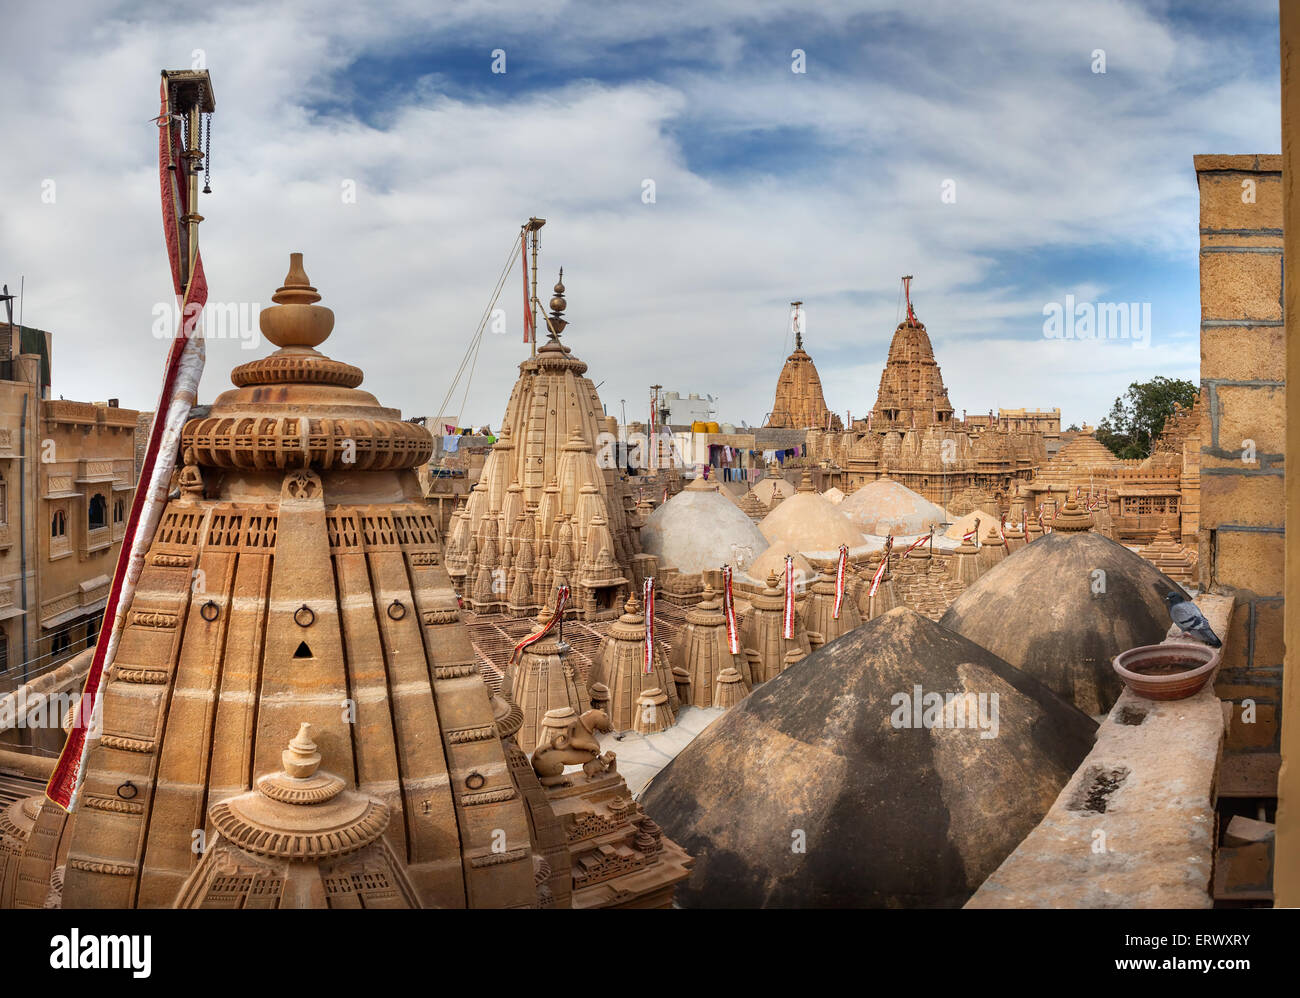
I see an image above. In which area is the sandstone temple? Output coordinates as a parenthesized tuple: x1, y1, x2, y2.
(0, 256, 692, 909)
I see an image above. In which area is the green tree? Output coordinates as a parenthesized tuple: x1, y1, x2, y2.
(1095, 377, 1198, 459)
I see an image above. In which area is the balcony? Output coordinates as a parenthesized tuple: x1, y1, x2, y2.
(84, 525, 112, 555)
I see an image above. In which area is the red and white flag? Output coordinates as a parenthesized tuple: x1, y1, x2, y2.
(48, 78, 208, 811)
(722, 565, 740, 654)
(868, 554, 888, 598)
(509, 584, 569, 664)
(643, 577, 656, 674)
(783, 555, 795, 639)
(832, 545, 848, 619)
(903, 534, 929, 555)
(521, 229, 533, 344)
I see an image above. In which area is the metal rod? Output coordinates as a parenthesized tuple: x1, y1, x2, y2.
(529, 225, 540, 358)
(184, 104, 201, 294)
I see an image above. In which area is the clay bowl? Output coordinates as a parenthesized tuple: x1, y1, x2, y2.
(1112, 642, 1221, 701)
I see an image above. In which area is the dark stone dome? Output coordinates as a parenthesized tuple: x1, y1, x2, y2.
(940, 531, 1184, 715)
(640, 607, 1096, 907)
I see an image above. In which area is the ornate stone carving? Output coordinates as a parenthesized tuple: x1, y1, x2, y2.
(530, 707, 615, 787)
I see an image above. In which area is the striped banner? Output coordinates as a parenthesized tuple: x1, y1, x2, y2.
(722, 566, 740, 655)
(47, 78, 208, 811)
(868, 554, 887, 598)
(509, 585, 569, 664)
(832, 545, 848, 619)
(903, 534, 929, 554)
(521, 229, 532, 343)
(782, 555, 795, 639)
(643, 577, 656, 674)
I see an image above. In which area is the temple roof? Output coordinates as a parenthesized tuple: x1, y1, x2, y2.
(641, 607, 1096, 907)
(765, 332, 841, 431)
(1032, 429, 1122, 488)
(869, 301, 954, 431)
(940, 531, 1185, 714)
(944, 508, 1002, 540)
(747, 469, 796, 508)
(840, 478, 948, 536)
(641, 477, 769, 575)
(55, 255, 543, 910)
(759, 492, 866, 554)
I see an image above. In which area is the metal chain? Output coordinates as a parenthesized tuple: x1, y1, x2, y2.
(203, 112, 212, 192)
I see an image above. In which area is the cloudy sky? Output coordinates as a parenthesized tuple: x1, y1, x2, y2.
(0, 0, 1281, 431)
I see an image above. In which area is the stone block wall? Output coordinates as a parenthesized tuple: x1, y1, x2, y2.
(1195, 154, 1285, 758)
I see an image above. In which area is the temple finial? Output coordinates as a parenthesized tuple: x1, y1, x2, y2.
(545, 268, 569, 339)
(260, 252, 334, 349)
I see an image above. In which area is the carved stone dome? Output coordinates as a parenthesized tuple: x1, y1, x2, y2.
(940, 531, 1184, 715)
(840, 478, 948, 536)
(641, 477, 770, 575)
(641, 607, 1096, 907)
(759, 492, 866, 555)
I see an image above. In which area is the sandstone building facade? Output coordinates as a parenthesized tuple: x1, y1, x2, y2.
(0, 322, 139, 723)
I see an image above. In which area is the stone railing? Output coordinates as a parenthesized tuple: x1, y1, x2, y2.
(966, 592, 1234, 908)
(100, 406, 141, 427)
(43, 400, 99, 425)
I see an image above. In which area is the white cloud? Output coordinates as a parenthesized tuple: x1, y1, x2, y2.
(0, 0, 1277, 434)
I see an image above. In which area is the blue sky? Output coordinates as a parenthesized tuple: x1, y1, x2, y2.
(0, 0, 1282, 429)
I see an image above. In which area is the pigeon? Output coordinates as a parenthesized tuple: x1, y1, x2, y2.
(1163, 591, 1222, 647)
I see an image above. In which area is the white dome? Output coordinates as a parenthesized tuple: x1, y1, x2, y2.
(840, 479, 948, 537)
(746, 546, 815, 588)
(759, 492, 867, 554)
(642, 478, 770, 574)
(945, 508, 1002, 540)
(748, 475, 795, 508)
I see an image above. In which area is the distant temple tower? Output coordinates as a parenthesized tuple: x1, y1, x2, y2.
(869, 277, 955, 431)
(444, 273, 635, 620)
(765, 301, 842, 430)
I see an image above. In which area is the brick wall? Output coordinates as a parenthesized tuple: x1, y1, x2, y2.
(1195, 154, 1285, 757)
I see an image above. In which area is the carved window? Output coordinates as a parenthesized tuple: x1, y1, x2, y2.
(51, 508, 67, 538)
(88, 493, 108, 530)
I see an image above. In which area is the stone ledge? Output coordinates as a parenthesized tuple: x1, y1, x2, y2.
(966, 593, 1233, 908)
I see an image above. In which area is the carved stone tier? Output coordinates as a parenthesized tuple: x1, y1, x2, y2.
(541, 769, 693, 909)
(231, 352, 364, 388)
(183, 414, 432, 472)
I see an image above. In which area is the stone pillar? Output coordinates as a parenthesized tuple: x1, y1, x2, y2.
(1195, 153, 1286, 772)
(1277, 0, 1300, 909)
